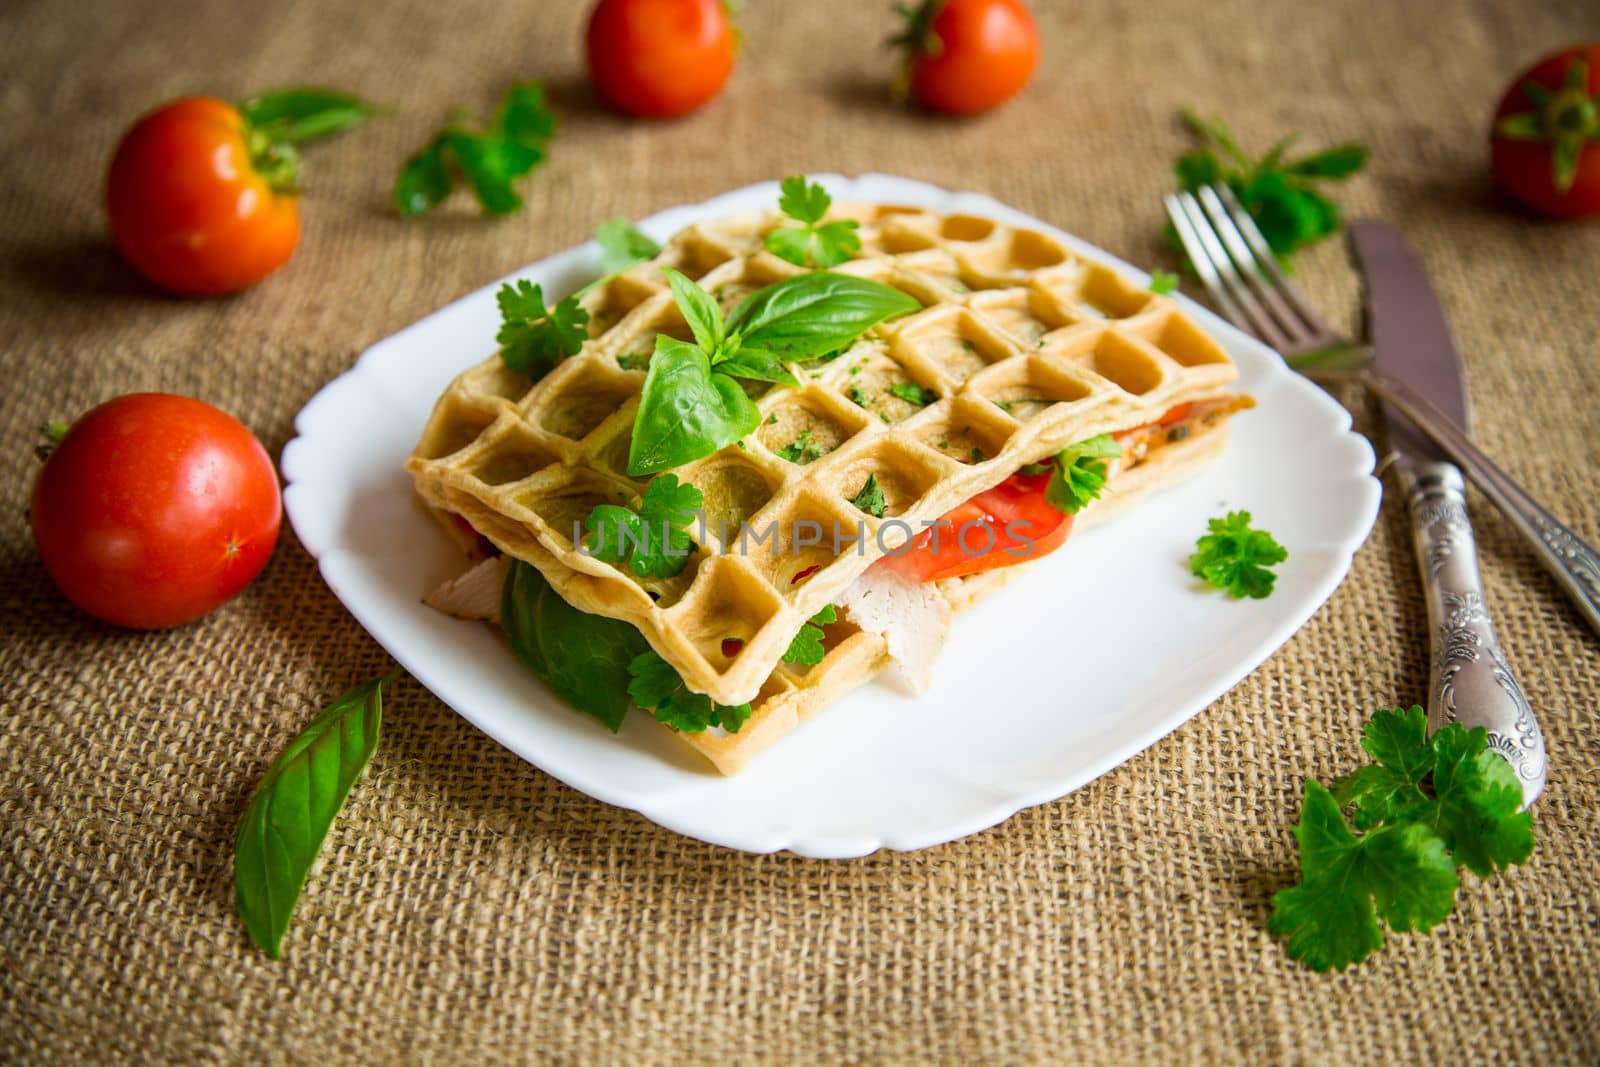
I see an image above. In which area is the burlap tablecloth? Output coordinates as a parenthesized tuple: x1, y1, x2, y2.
(4, 0, 1598, 1062)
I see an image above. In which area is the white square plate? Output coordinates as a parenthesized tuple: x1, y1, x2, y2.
(282, 174, 1379, 858)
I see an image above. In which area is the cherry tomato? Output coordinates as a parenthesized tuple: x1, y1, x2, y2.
(586, 0, 736, 119)
(31, 394, 282, 629)
(107, 97, 300, 295)
(894, 0, 1039, 116)
(1490, 44, 1600, 219)
(879, 467, 1072, 582)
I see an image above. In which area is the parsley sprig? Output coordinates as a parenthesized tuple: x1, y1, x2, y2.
(890, 381, 937, 406)
(627, 651, 751, 733)
(1189, 510, 1286, 599)
(627, 269, 920, 475)
(782, 606, 839, 667)
(1148, 270, 1179, 295)
(582, 474, 703, 579)
(496, 281, 590, 378)
(1172, 111, 1368, 260)
(494, 218, 659, 380)
(1270, 706, 1534, 972)
(765, 176, 862, 268)
(1044, 434, 1121, 515)
(395, 82, 556, 217)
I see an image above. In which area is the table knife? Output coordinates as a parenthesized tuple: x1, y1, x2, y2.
(1348, 220, 1547, 806)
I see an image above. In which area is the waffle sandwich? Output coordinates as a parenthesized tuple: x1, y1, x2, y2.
(409, 195, 1250, 774)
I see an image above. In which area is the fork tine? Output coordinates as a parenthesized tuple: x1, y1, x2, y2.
(1212, 183, 1339, 343)
(1163, 193, 1249, 327)
(1166, 191, 1293, 350)
(1195, 185, 1315, 346)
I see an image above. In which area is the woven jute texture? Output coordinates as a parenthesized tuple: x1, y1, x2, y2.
(3, 0, 1598, 1063)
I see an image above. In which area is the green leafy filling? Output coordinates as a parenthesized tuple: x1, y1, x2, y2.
(627, 651, 751, 733)
(1044, 434, 1120, 515)
(582, 474, 703, 579)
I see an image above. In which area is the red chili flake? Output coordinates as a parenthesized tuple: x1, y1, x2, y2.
(721, 638, 745, 658)
(791, 564, 822, 585)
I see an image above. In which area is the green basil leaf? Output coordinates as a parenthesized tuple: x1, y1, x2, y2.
(728, 273, 921, 358)
(501, 559, 646, 733)
(714, 346, 799, 386)
(234, 673, 395, 958)
(628, 337, 761, 475)
(239, 87, 379, 145)
(394, 135, 451, 217)
(663, 268, 725, 352)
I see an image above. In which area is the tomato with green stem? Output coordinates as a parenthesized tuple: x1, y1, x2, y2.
(890, 0, 1039, 115)
(30, 394, 282, 629)
(1491, 44, 1600, 219)
(586, 0, 737, 119)
(106, 89, 376, 294)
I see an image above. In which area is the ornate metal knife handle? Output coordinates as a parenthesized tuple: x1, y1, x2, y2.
(1399, 458, 1547, 807)
(1362, 367, 1600, 639)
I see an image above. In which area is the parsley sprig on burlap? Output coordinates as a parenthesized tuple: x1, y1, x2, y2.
(1269, 706, 1534, 971)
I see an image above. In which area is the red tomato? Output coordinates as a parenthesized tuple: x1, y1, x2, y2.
(31, 394, 282, 629)
(879, 467, 1071, 582)
(895, 0, 1039, 115)
(106, 97, 300, 295)
(1490, 44, 1600, 219)
(586, 0, 736, 119)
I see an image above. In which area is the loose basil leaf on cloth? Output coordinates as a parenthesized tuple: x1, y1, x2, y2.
(628, 336, 762, 475)
(237, 87, 380, 145)
(500, 560, 647, 732)
(727, 273, 920, 358)
(234, 672, 397, 959)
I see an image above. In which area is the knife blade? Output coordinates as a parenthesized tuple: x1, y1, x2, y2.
(1348, 219, 1547, 806)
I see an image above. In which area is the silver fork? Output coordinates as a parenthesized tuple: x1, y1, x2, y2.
(1164, 183, 1600, 640)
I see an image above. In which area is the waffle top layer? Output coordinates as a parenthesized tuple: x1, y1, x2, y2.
(409, 204, 1239, 705)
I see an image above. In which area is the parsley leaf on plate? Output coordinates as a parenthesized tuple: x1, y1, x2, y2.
(496, 279, 590, 379)
(765, 175, 863, 268)
(848, 473, 887, 517)
(627, 651, 751, 733)
(782, 605, 838, 667)
(1148, 269, 1179, 295)
(1189, 510, 1287, 598)
(1045, 434, 1121, 515)
(595, 217, 661, 273)
(582, 474, 703, 578)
